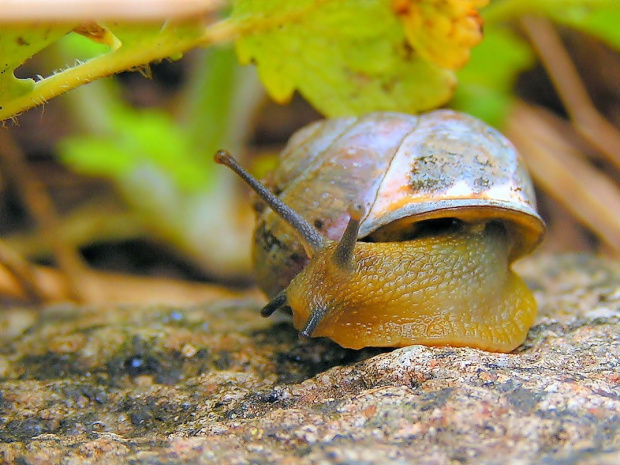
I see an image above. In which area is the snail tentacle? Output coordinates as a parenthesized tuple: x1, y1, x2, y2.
(300, 306, 328, 338)
(215, 150, 325, 255)
(332, 203, 365, 270)
(260, 289, 288, 317)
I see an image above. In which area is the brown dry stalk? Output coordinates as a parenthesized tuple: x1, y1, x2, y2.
(0, 237, 45, 302)
(520, 15, 620, 171)
(0, 130, 90, 301)
(506, 101, 620, 255)
(0, 263, 239, 304)
(5, 201, 144, 260)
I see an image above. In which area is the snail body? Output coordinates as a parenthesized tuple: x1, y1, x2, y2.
(216, 110, 545, 352)
(285, 222, 537, 351)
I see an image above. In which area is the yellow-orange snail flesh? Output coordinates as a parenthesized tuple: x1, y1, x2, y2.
(215, 110, 545, 352)
(286, 221, 536, 351)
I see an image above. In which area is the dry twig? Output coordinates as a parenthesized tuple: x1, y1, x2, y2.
(5, 200, 145, 260)
(0, 237, 45, 302)
(506, 101, 620, 255)
(0, 130, 94, 302)
(0, 263, 241, 305)
(520, 15, 620, 171)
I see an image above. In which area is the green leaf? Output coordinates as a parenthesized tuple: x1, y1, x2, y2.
(232, 0, 456, 116)
(548, 2, 620, 50)
(452, 26, 535, 126)
(0, 24, 75, 104)
(59, 105, 211, 192)
(483, 0, 620, 51)
(0, 18, 213, 120)
(57, 31, 111, 61)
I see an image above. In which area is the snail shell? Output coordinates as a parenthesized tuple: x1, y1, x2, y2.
(254, 110, 544, 298)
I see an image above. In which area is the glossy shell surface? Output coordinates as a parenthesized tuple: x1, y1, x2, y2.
(253, 110, 545, 297)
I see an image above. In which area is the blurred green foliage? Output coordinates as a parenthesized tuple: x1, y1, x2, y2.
(1, 0, 619, 274)
(60, 105, 212, 192)
(453, 26, 535, 126)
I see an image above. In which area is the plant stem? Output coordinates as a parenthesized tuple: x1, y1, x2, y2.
(0, 18, 237, 121)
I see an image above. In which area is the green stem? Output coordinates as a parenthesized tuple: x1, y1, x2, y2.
(482, 0, 533, 24)
(0, 19, 237, 121)
(182, 45, 237, 153)
(171, 42, 264, 276)
(180, 43, 264, 155)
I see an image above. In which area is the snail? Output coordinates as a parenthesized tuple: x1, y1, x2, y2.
(215, 110, 545, 352)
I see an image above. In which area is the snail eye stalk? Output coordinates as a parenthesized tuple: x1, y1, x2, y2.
(332, 203, 365, 270)
(300, 306, 328, 337)
(215, 150, 325, 256)
(260, 290, 288, 317)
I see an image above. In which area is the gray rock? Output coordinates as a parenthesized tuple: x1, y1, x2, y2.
(0, 254, 619, 464)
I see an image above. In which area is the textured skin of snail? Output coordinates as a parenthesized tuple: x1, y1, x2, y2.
(286, 222, 537, 351)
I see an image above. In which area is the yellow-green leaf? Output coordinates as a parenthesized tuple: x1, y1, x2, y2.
(232, 0, 456, 116)
(0, 24, 75, 104)
(0, 19, 213, 120)
(549, 2, 620, 50)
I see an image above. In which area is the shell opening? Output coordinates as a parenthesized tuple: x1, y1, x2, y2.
(363, 205, 545, 262)
(364, 217, 468, 242)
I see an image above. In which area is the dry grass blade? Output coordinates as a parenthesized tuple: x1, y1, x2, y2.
(506, 101, 620, 255)
(520, 15, 620, 171)
(0, 263, 239, 305)
(0, 238, 45, 303)
(0, 130, 91, 302)
(5, 201, 145, 260)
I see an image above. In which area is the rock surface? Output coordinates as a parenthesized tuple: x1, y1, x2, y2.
(0, 254, 619, 464)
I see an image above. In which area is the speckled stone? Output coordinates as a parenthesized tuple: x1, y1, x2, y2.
(1, 254, 619, 464)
